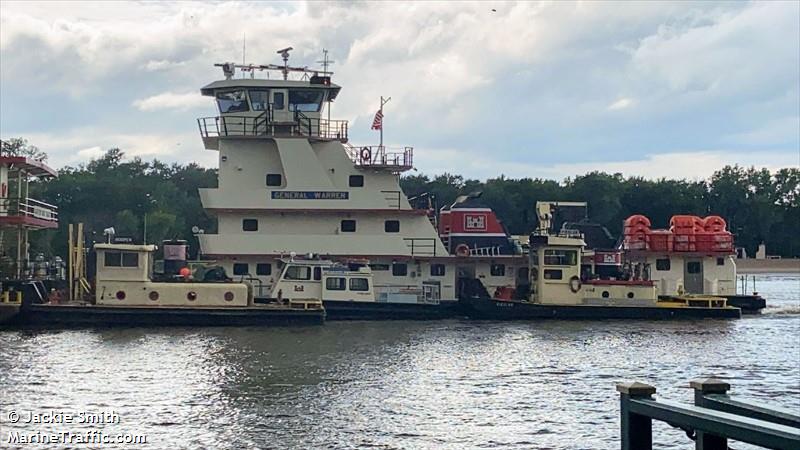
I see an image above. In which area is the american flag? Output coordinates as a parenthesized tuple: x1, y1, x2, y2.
(371, 110, 383, 130)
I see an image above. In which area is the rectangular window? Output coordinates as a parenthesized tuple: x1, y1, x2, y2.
(266, 174, 282, 186)
(716, 257, 725, 266)
(392, 263, 408, 276)
(288, 90, 324, 112)
(242, 219, 259, 232)
(341, 220, 356, 232)
(272, 92, 285, 110)
(687, 262, 702, 274)
(430, 264, 446, 277)
(104, 252, 122, 267)
(349, 175, 364, 187)
(284, 266, 311, 280)
(216, 90, 249, 113)
(384, 220, 400, 233)
(256, 263, 272, 276)
(543, 249, 578, 266)
(122, 252, 139, 267)
(543, 269, 563, 280)
(656, 258, 671, 271)
(490, 264, 506, 276)
(313, 267, 322, 281)
(249, 89, 270, 111)
(326, 277, 346, 291)
(369, 264, 390, 271)
(349, 278, 370, 291)
(233, 263, 249, 276)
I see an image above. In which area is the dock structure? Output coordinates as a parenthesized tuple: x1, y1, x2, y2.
(616, 378, 800, 450)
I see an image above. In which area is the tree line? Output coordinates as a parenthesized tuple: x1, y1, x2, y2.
(3, 139, 798, 259)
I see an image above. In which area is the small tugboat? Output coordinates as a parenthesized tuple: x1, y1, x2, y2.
(13, 237, 325, 327)
(256, 254, 458, 320)
(460, 202, 741, 320)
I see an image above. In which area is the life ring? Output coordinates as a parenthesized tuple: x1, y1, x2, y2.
(569, 276, 582, 293)
(360, 147, 371, 162)
(455, 244, 470, 257)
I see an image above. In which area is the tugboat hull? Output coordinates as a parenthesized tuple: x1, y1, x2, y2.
(16, 304, 325, 327)
(0, 303, 22, 326)
(323, 300, 462, 320)
(461, 296, 741, 320)
(722, 295, 766, 314)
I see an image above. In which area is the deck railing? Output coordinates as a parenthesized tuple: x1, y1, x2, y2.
(404, 238, 437, 257)
(617, 378, 800, 450)
(197, 112, 348, 142)
(0, 197, 58, 223)
(346, 144, 413, 171)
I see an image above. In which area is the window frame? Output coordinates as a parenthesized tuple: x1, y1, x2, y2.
(242, 219, 259, 232)
(256, 263, 272, 276)
(104, 252, 122, 267)
(340, 220, 357, 233)
(392, 263, 408, 277)
(266, 174, 283, 187)
(656, 258, 671, 271)
(233, 263, 249, 276)
(122, 252, 139, 268)
(284, 265, 311, 280)
(216, 90, 249, 113)
(430, 264, 446, 277)
(384, 220, 400, 233)
(349, 277, 370, 292)
(248, 89, 270, 111)
(543, 269, 563, 280)
(543, 249, 578, 266)
(325, 277, 346, 291)
(349, 175, 364, 187)
(490, 264, 506, 277)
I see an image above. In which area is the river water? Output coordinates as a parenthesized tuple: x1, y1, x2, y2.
(1, 275, 798, 449)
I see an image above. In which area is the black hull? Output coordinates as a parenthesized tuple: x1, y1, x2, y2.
(0, 303, 22, 326)
(722, 295, 766, 314)
(323, 300, 462, 320)
(461, 296, 741, 320)
(11, 304, 325, 328)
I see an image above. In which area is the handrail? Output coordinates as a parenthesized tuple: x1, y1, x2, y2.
(197, 113, 348, 142)
(347, 145, 413, 171)
(617, 379, 800, 450)
(0, 197, 58, 222)
(403, 238, 437, 257)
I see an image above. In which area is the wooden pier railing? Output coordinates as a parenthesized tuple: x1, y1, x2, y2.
(616, 378, 800, 450)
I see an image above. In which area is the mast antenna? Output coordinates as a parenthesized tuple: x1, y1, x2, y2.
(317, 49, 336, 122)
(277, 47, 293, 80)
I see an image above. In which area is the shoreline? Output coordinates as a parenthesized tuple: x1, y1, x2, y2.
(735, 258, 800, 274)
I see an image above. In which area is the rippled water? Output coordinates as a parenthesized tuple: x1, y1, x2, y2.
(1, 275, 798, 449)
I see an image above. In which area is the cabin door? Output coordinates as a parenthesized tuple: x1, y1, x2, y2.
(270, 89, 290, 122)
(684, 258, 704, 294)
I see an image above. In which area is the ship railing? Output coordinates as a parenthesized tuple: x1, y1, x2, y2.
(469, 246, 502, 256)
(404, 238, 437, 257)
(617, 378, 800, 450)
(197, 114, 348, 142)
(0, 197, 58, 223)
(344, 144, 413, 172)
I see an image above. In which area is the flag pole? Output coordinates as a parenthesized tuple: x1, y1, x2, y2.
(379, 96, 390, 149)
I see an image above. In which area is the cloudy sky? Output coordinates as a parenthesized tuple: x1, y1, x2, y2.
(1, 1, 798, 180)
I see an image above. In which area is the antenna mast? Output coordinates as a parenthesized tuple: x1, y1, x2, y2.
(317, 49, 336, 123)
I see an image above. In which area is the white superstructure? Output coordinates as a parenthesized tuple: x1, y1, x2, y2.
(195, 55, 456, 304)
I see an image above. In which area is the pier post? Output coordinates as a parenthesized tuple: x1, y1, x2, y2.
(617, 382, 656, 450)
(690, 378, 730, 450)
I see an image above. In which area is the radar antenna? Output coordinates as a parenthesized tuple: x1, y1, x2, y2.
(277, 47, 294, 80)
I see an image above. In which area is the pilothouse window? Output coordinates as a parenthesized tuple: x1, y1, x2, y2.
(249, 90, 270, 111)
(216, 90, 249, 113)
(289, 90, 324, 112)
(284, 266, 311, 280)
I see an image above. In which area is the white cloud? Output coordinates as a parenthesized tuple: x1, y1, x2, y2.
(133, 91, 209, 112)
(607, 98, 635, 111)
